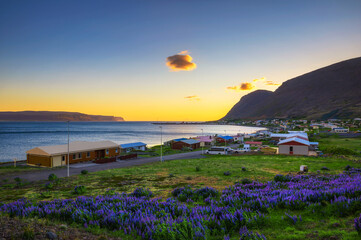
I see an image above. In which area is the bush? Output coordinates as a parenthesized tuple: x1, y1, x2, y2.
(195, 166, 201, 172)
(345, 165, 352, 171)
(48, 173, 58, 181)
(81, 170, 88, 175)
(242, 167, 247, 171)
(44, 182, 54, 190)
(274, 174, 291, 182)
(224, 171, 231, 176)
(22, 225, 35, 240)
(321, 166, 330, 171)
(14, 177, 21, 183)
(169, 173, 175, 178)
(73, 185, 86, 195)
(171, 186, 219, 202)
(241, 178, 253, 184)
(130, 188, 153, 199)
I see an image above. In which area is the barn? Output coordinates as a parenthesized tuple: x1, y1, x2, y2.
(278, 137, 310, 156)
(26, 141, 119, 167)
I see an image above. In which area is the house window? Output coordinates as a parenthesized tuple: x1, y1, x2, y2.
(115, 149, 118, 153)
(106, 149, 109, 155)
(78, 153, 82, 159)
(72, 154, 76, 159)
(62, 156, 65, 161)
(290, 146, 293, 152)
(86, 152, 90, 158)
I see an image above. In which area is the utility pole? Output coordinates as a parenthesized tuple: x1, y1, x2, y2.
(160, 126, 163, 162)
(201, 129, 204, 154)
(67, 121, 70, 177)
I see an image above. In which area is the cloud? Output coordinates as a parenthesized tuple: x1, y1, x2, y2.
(264, 81, 280, 86)
(252, 77, 266, 82)
(166, 51, 197, 71)
(184, 95, 200, 101)
(226, 82, 254, 91)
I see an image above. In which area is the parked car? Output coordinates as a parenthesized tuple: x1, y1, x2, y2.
(205, 147, 231, 155)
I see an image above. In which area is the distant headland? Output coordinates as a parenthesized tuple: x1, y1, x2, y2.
(0, 111, 125, 122)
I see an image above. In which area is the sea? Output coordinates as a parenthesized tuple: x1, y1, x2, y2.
(0, 121, 265, 163)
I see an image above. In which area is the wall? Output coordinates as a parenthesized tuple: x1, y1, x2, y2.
(279, 145, 308, 155)
(27, 154, 51, 167)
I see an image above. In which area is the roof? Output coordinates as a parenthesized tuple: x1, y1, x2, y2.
(26, 141, 119, 156)
(309, 142, 319, 145)
(120, 142, 147, 149)
(180, 139, 200, 145)
(278, 137, 310, 146)
(195, 136, 213, 142)
(217, 136, 233, 140)
(173, 138, 188, 142)
(245, 141, 262, 145)
(270, 133, 308, 139)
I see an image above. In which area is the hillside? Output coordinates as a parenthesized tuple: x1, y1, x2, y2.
(0, 111, 124, 121)
(222, 57, 361, 120)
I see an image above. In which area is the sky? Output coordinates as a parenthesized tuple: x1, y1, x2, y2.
(0, 0, 361, 121)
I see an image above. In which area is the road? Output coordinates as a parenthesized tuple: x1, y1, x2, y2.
(0, 150, 205, 183)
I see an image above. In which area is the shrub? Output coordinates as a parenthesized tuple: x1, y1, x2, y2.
(355, 213, 361, 234)
(130, 188, 153, 199)
(22, 225, 35, 240)
(195, 166, 201, 172)
(169, 173, 175, 178)
(242, 167, 247, 171)
(81, 170, 88, 175)
(345, 165, 352, 171)
(172, 186, 219, 202)
(274, 174, 291, 182)
(14, 177, 21, 183)
(321, 166, 330, 171)
(48, 173, 58, 181)
(73, 185, 86, 195)
(241, 178, 253, 184)
(186, 176, 192, 180)
(44, 182, 54, 190)
(224, 171, 231, 176)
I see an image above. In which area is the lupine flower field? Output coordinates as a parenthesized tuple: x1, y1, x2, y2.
(1, 169, 361, 239)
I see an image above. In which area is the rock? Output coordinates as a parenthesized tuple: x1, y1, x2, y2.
(59, 224, 67, 230)
(46, 231, 58, 239)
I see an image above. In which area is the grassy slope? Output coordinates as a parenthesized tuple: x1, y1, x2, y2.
(1, 154, 361, 239)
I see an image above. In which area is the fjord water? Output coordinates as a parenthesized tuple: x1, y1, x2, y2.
(0, 121, 264, 162)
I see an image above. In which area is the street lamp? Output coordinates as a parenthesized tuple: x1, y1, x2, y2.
(67, 121, 70, 177)
(160, 126, 163, 162)
(201, 129, 204, 154)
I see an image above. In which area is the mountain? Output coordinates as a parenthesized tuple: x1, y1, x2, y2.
(222, 57, 361, 120)
(0, 111, 125, 121)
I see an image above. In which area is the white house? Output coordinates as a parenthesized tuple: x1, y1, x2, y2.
(332, 127, 349, 133)
(278, 137, 310, 156)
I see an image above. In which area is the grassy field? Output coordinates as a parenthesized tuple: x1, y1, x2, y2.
(316, 137, 361, 152)
(1, 154, 359, 202)
(1, 154, 361, 239)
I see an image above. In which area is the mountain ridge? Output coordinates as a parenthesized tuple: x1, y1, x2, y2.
(222, 57, 361, 120)
(0, 111, 125, 122)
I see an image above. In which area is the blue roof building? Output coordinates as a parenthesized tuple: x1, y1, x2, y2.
(120, 142, 147, 152)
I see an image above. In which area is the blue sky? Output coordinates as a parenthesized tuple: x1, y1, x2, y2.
(1, 0, 361, 120)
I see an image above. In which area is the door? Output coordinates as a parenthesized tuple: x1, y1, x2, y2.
(289, 146, 293, 155)
(52, 156, 62, 167)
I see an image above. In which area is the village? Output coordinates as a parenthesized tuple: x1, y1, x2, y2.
(23, 117, 361, 168)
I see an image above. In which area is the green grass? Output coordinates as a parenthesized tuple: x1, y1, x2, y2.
(0, 165, 49, 175)
(1, 154, 361, 239)
(317, 137, 361, 152)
